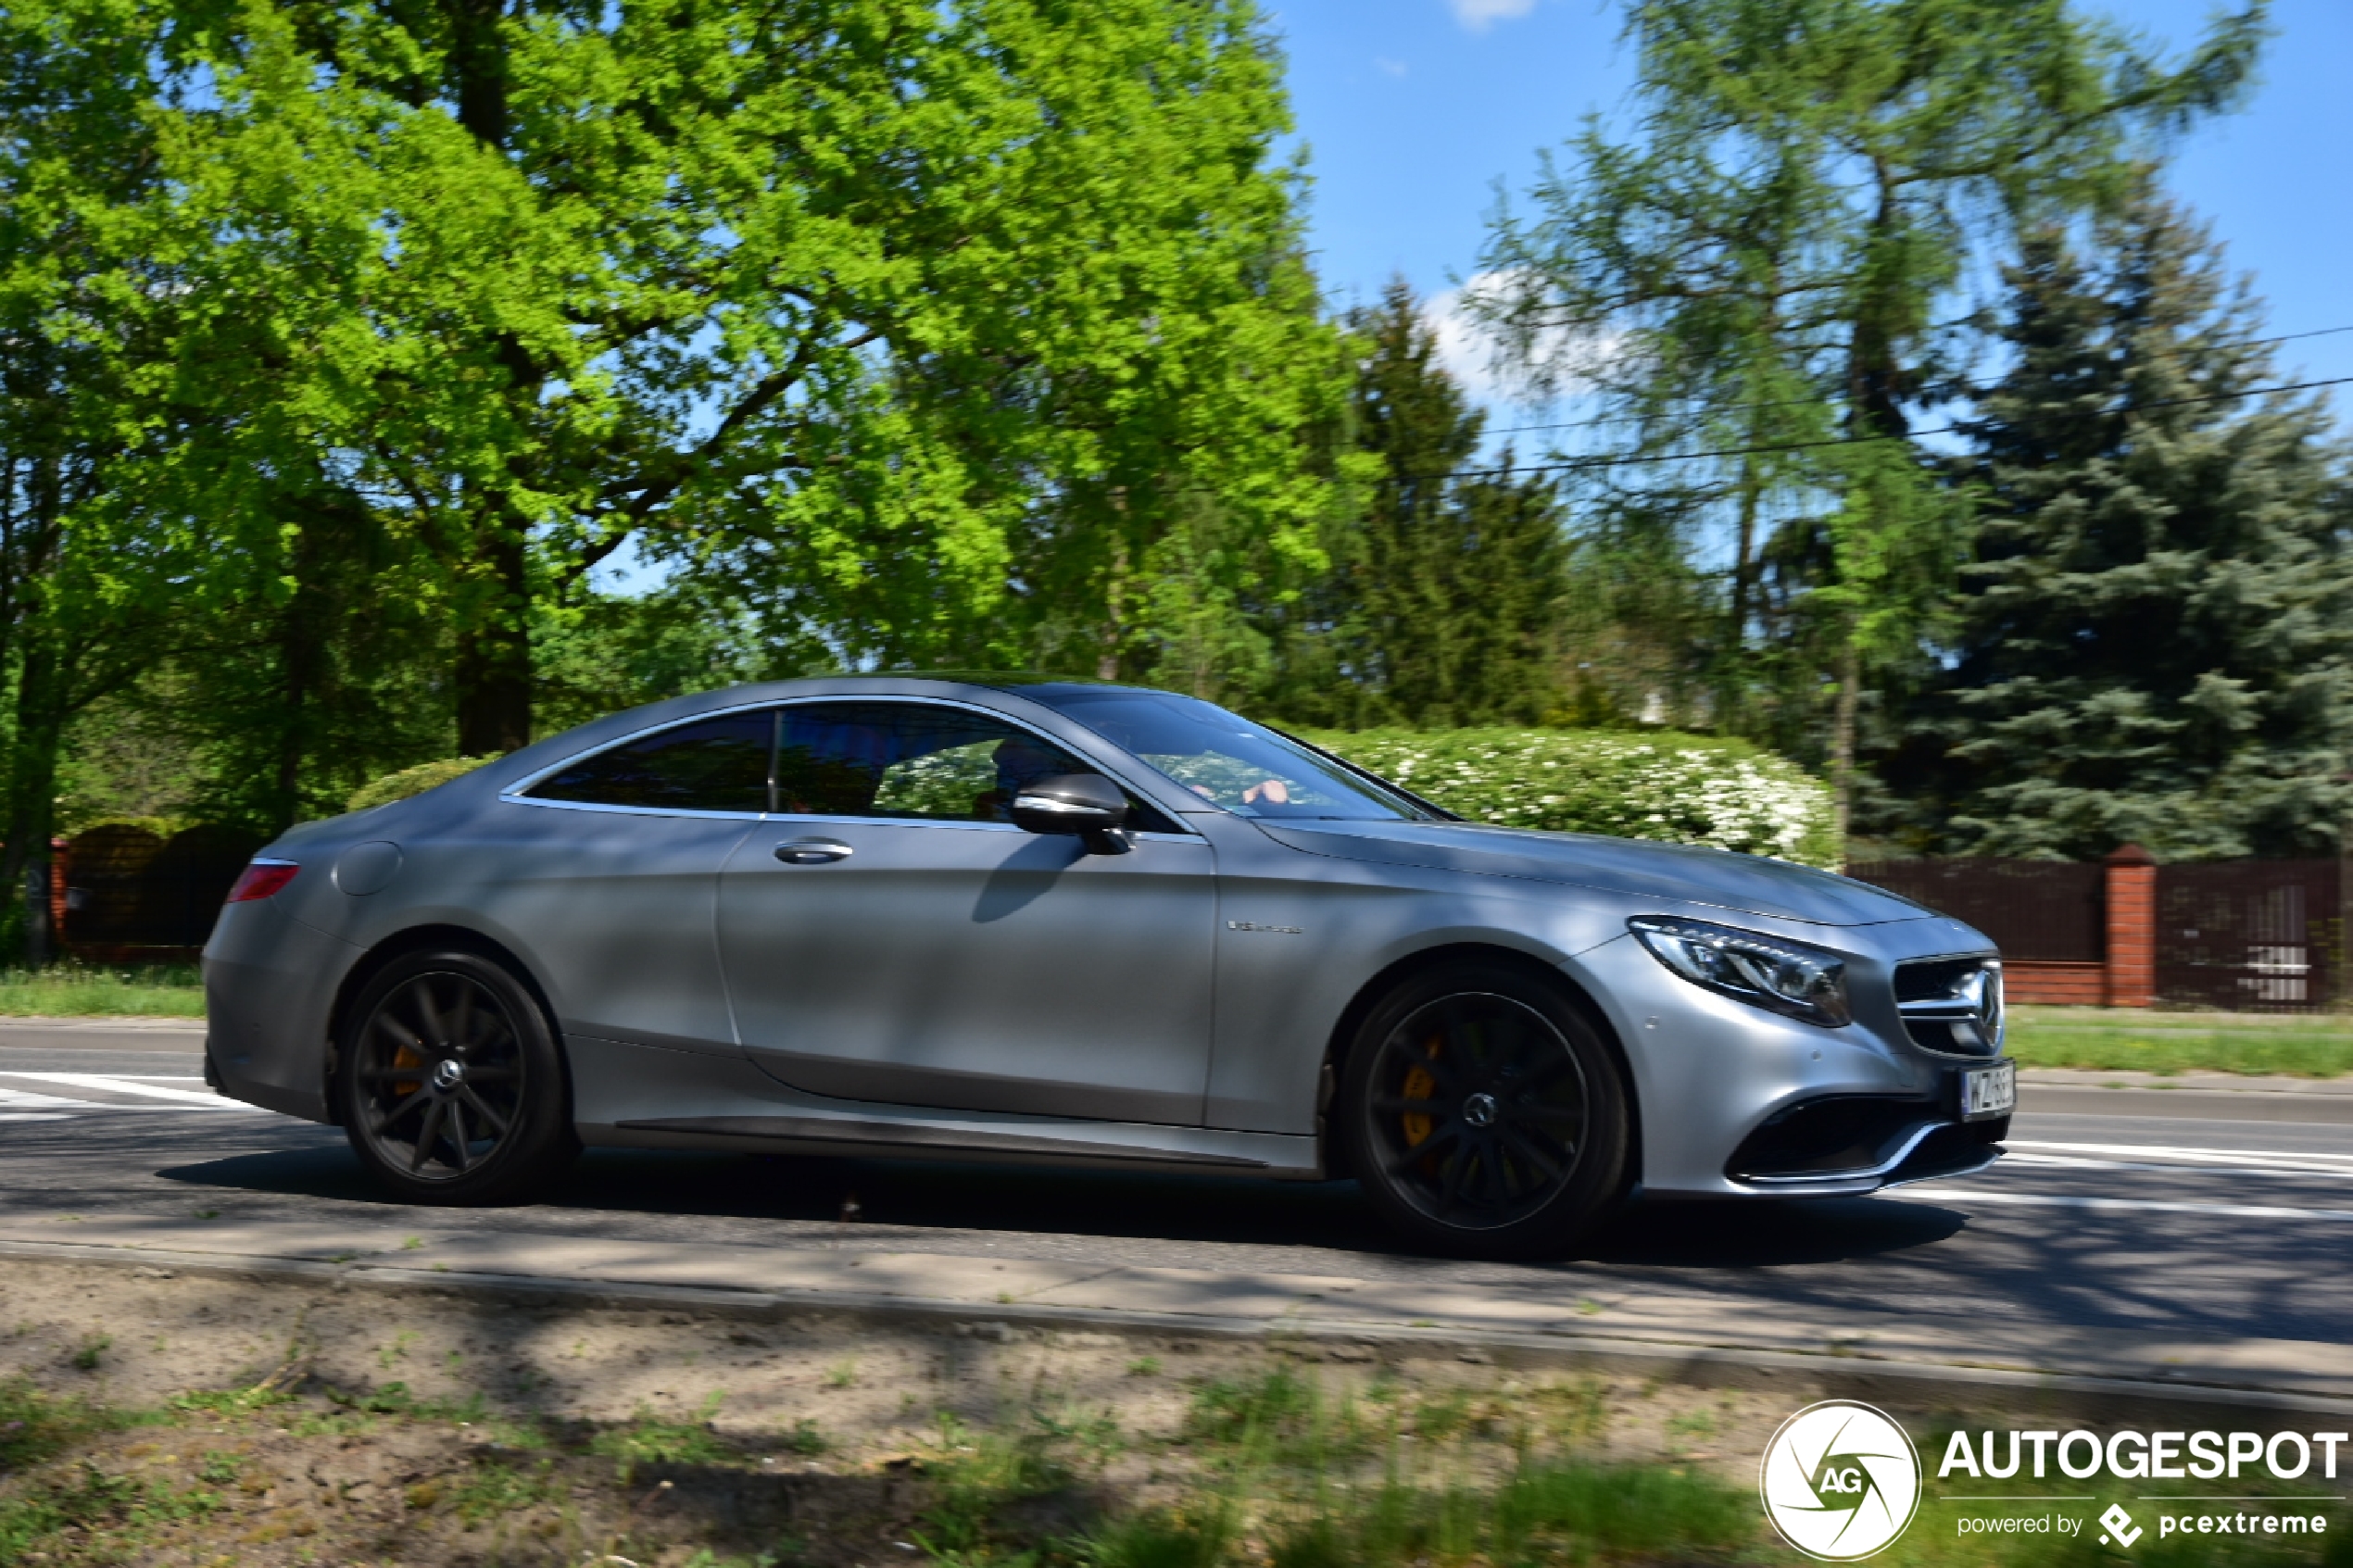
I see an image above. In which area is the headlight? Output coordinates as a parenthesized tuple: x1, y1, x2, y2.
(1628, 916, 1853, 1028)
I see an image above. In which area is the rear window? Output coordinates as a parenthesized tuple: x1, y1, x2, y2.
(526, 712, 773, 813)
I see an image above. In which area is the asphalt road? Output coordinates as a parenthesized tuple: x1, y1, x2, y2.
(4, 1023, 2350, 1352)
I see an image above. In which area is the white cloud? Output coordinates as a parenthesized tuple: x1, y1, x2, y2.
(1449, 0, 1538, 32)
(1424, 281, 1519, 407)
(1375, 56, 1409, 78)
(1424, 271, 1626, 418)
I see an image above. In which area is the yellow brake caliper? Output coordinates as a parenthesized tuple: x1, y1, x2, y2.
(1400, 1034, 1444, 1148)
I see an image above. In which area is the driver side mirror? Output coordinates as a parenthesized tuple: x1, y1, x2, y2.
(1011, 773, 1131, 853)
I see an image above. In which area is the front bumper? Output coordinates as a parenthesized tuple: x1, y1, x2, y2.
(1567, 928, 2007, 1198)
(1729, 1092, 2007, 1194)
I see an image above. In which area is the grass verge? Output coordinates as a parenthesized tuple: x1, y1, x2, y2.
(5, 1366, 2347, 1567)
(0, 962, 202, 1018)
(3, 959, 2353, 1082)
(2006, 1005, 2353, 1077)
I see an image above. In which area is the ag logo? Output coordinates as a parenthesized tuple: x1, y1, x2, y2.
(1759, 1400, 1922, 1560)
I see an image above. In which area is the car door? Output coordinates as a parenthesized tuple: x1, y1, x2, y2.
(488, 709, 771, 1054)
(715, 698, 1217, 1125)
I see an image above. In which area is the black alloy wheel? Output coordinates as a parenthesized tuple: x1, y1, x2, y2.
(1340, 961, 1629, 1258)
(337, 948, 576, 1205)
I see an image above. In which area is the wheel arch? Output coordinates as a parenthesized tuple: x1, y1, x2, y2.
(1316, 940, 1643, 1195)
(323, 922, 571, 1128)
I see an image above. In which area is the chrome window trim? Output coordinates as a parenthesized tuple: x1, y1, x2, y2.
(500, 796, 769, 822)
(499, 692, 1201, 838)
(750, 811, 1199, 844)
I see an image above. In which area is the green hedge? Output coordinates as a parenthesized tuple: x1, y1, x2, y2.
(337, 731, 1841, 871)
(345, 756, 497, 814)
(1301, 727, 1840, 870)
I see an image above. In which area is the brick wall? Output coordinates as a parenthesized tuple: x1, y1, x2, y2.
(2006, 960, 2106, 1006)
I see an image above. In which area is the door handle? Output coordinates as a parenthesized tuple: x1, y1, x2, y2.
(773, 838, 853, 865)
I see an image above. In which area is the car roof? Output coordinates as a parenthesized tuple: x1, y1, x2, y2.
(854, 670, 1146, 695)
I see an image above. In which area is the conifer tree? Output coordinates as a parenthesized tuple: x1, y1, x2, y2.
(1477, 0, 2266, 831)
(1319, 282, 1567, 728)
(1893, 189, 2353, 859)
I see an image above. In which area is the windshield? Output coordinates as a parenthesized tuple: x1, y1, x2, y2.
(1024, 688, 1430, 822)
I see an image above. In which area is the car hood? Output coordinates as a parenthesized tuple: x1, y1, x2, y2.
(1254, 819, 1931, 927)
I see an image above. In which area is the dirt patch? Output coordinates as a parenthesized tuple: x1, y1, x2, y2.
(0, 1255, 1806, 1565)
(0, 1255, 1801, 1465)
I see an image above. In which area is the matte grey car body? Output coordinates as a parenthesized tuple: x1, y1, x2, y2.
(205, 675, 2008, 1229)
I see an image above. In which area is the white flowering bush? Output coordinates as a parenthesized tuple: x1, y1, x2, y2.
(1300, 727, 1840, 870)
(872, 742, 1000, 818)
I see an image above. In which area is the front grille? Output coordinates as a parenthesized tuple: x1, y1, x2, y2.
(1894, 956, 2004, 1057)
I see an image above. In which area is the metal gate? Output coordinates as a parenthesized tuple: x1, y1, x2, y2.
(1843, 859, 2105, 962)
(2156, 859, 2343, 1011)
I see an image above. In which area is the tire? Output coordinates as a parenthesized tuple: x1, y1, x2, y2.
(335, 947, 578, 1205)
(1338, 960, 1629, 1259)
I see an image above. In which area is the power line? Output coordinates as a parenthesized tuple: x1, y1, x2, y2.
(1472, 323, 2353, 441)
(1433, 373, 2353, 487)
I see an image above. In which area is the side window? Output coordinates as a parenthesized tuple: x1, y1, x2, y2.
(526, 712, 773, 813)
(775, 702, 1176, 829)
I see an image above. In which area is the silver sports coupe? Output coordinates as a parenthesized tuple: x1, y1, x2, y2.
(204, 674, 2011, 1257)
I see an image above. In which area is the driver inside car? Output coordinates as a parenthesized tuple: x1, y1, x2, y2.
(974, 734, 1083, 822)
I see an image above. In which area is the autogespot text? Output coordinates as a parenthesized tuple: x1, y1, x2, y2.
(1939, 1427, 2350, 1482)
(1941, 1428, 2341, 1545)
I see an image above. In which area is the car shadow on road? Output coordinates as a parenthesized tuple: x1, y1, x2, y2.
(1581, 1195, 1969, 1268)
(154, 1143, 1966, 1269)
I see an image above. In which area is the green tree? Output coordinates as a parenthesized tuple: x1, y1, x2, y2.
(146, 0, 1344, 748)
(1290, 282, 1567, 728)
(0, 0, 211, 956)
(533, 577, 813, 738)
(4, 0, 456, 842)
(1477, 0, 2267, 833)
(1883, 190, 2353, 859)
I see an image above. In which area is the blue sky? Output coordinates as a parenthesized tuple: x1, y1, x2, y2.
(1265, 0, 2353, 427)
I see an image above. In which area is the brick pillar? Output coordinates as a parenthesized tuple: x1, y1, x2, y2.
(47, 836, 69, 948)
(2104, 844, 2158, 1009)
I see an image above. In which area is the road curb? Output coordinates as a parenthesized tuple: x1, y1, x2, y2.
(2022, 1085, 2353, 1124)
(6, 1236, 2349, 1428)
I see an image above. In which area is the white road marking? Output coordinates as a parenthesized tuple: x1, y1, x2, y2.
(2009, 1138, 2353, 1171)
(1905, 1186, 2353, 1223)
(0, 1073, 268, 1117)
(2002, 1151, 2353, 1182)
(0, 1073, 239, 1107)
(0, 1086, 113, 1110)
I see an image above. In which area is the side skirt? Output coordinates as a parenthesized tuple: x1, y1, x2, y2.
(567, 1035, 1323, 1179)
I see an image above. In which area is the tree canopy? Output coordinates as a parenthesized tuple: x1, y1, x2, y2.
(1881, 190, 2353, 859)
(1476, 0, 2270, 833)
(120, 0, 1349, 751)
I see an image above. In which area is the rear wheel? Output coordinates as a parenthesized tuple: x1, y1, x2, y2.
(335, 948, 576, 1205)
(1340, 960, 1629, 1258)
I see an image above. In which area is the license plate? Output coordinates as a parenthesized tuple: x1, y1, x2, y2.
(1960, 1060, 2016, 1121)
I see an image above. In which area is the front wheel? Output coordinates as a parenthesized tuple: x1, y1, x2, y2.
(1339, 961, 1629, 1259)
(335, 948, 577, 1205)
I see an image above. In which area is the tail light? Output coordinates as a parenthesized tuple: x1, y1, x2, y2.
(226, 859, 299, 903)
